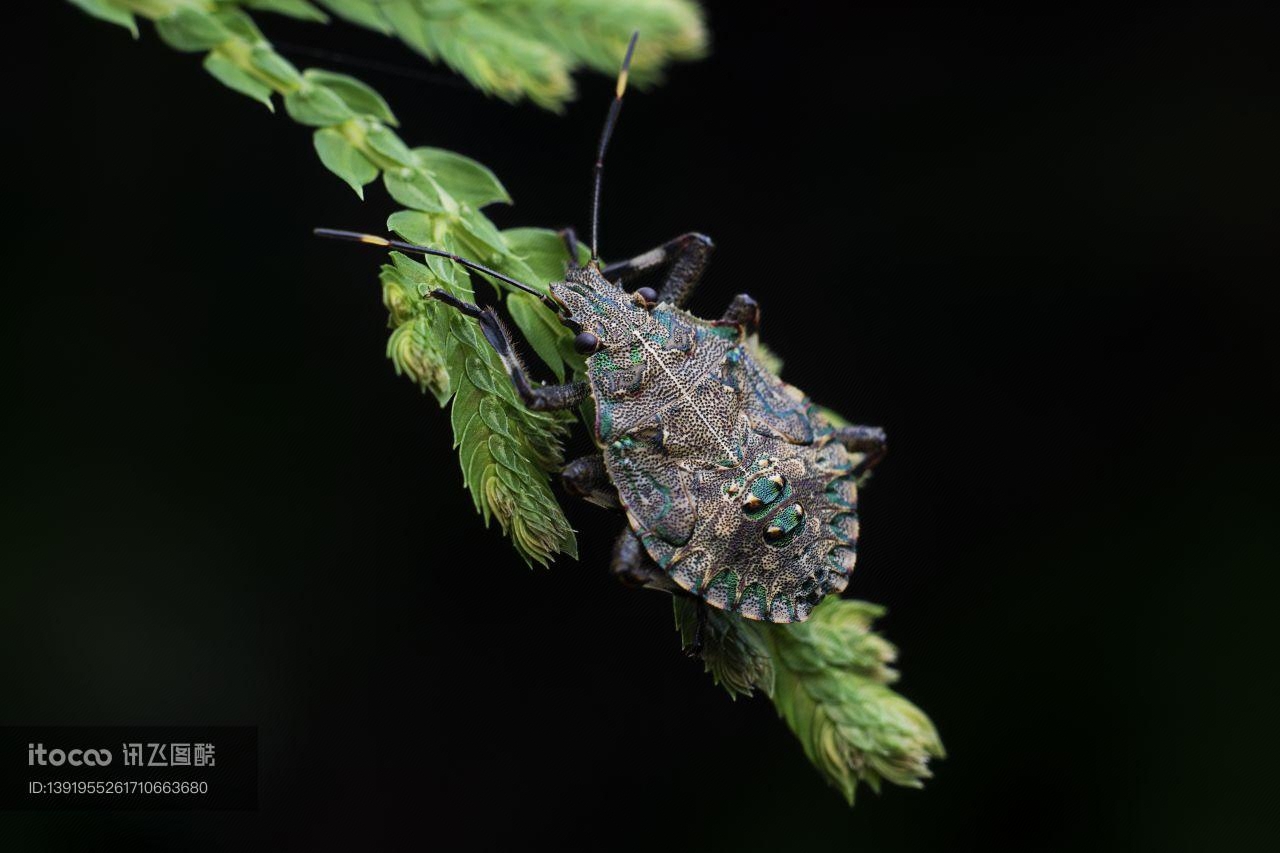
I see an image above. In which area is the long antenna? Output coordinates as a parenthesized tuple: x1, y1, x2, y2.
(313, 228, 548, 300)
(590, 31, 640, 263)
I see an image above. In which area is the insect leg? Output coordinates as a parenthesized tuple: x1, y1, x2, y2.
(601, 233, 714, 307)
(431, 290, 590, 411)
(689, 600, 708, 657)
(610, 528, 674, 591)
(716, 293, 761, 334)
(560, 454, 620, 509)
(835, 424, 888, 483)
(558, 226, 582, 270)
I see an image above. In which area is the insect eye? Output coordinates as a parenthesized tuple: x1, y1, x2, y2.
(574, 331, 602, 355)
(635, 287, 659, 307)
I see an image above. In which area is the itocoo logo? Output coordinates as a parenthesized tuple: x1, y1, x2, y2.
(28, 743, 113, 766)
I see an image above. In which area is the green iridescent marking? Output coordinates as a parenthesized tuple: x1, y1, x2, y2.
(705, 570, 739, 605)
(763, 502, 805, 547)
(743, 477, 791, 521)
(738, 583, 767, 615)
(598, 400, 614, 439)
(827, 511, 858, 543)
(751, 475, 784, 504)
(629, 343, 643, 364)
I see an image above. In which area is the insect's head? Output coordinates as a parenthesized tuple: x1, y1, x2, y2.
(547, 264, 658, 359)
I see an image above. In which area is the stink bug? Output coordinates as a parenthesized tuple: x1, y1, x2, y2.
(317, 33, 887, 623)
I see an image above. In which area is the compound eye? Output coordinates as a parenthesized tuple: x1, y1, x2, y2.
(573, 331, 602, 355)
(635, 287, 658, 307)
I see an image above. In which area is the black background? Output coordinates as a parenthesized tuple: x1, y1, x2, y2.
(3, 3, 1278, 850)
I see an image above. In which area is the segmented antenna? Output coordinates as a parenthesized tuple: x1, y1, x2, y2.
(313, 228, 549, 300)
(590, 31, 640, 263)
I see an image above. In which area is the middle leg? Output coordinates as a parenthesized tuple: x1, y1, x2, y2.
(561, 454, 620, 509)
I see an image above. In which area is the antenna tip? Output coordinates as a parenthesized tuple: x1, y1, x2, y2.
(314, 228, 391, 247)
(616, 31, 640, 98)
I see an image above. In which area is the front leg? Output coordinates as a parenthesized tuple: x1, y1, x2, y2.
(601, 232, 714, 308)
(432, 290, 589, 412)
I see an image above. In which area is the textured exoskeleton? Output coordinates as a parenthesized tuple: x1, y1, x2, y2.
(548, 263, 880, 622)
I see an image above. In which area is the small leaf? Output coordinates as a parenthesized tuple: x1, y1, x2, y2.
(68, 0, 137, 35)
(211, 8, 265, 42)
(244, 0, 330, 23)
(248, 44, 303, 90)
(285, 82, 356, 126)
(204, 52, 275, 110)
(313, 127, 378, 197)
(156, 9, 233, 53)
(414, 147, 511, 207)
(384, 168, 446, 213)
(363, 124, 416, 168)
(457, 209, 508, 257)
(303, 69, 397, 125)
(312, 0, 393, 34)
(386, 210, 437, 247)
(503, 227, 582, 285)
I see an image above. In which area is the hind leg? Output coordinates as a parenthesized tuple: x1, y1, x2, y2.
(610, 528, 674, 591)
(835, 424, 887, 482)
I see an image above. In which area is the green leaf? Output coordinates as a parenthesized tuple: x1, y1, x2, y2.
(674, 599, 775, 699)
(363, 124, 415, 168)
(211, 7, 266, 42)
(248, 44, 304, 90)
(156, 8, 233, 53)
(312, 0, 393, 34)
(384, 168, 446, 213)
(285, 81, 356, 126)
(506, 291, 565, 381)
(203, 52, 275, 110)
(386, 210, 437, 247)
(457, 209, 508, 258)
(414, 147, 511, 208)
(67, 0, 137, 36)
(312, 0, 708, 110)
(303, 69, 397, 125)
(756, 598, 945, 805)
(313, 127, 378, 197)
(503, 227, 583, 284)
(244, 0, 330, 23)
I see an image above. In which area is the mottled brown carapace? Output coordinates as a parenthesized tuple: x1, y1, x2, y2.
(552, 264, 872, 623)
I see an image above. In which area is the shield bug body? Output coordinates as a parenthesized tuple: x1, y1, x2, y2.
(318, 34, 886, 623)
